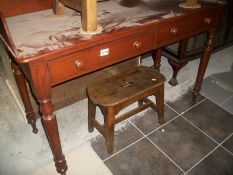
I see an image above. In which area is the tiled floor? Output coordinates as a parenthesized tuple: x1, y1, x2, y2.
(200, 68, 233, 114)
(0, 45, 232, 174)
(91, 89, 233, 174)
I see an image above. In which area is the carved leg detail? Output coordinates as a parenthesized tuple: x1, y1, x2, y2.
(167, 59, 187, 86)
(152, 48, 162, 72)
(26, 112, 38, 134)
(192, 29, 216, 104)
(29, 60, 68, 174)
(11, 62, 38, 134)
(39, 97, 68, 174)
(167, 39, 189, 86)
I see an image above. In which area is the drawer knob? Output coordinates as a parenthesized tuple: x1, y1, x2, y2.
(204, 17, 212, 25)
(134, 41, 143, 50)
(170, 27, 178, 35)
(75, 60, 83, 70)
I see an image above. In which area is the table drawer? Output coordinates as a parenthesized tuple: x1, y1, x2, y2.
(48, 31, 155, 84)
(157, 10, 218, 45)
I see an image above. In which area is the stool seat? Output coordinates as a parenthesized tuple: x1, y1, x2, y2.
(87, 66, 165, 153)
(87, 66, 166, 106)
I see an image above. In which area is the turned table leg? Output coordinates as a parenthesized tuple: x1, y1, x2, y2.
(192, 29, 216, 104)
(168, 39, 188, 86)
(152, 48, 162, 72)
(167, 59, 187, 86)
(39, 96, 68, 174)
(11, 61, 38, 134)
(29, 61, 68, 174)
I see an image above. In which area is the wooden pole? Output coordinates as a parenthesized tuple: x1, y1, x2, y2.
(81, 0, 97, 32)
(52, 0, 65, 15)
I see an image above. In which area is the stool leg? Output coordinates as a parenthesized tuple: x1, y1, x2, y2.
(104, 107, 115, 154)
(156, 85, 165, 124)
(88, 98, 96, 132)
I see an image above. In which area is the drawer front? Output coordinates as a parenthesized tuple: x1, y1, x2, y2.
(157, 10, 218, 45)
(48, 31, 155, 84)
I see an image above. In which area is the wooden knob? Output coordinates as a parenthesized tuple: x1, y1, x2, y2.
(204, 17, 212, 24)
(170, 27, 178, 35)
(134, 41, 143, 50)
(75, 60, 83, 70)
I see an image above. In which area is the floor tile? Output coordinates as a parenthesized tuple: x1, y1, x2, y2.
(212, 70, 233, 92)
(221, 96, 233, 114)
(222, 135, 233, 154)
(148, 117, 217, 171)
(91, 121, 143, 160)
(105, 138, 183, 175)
(183, 99, 233, 143)
(166, 89, 205, 114)
(188, 147, 233, 175)
(130, 106, 178, 135)
(200, 76, 233, 105)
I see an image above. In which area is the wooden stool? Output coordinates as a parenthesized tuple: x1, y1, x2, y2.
(87, 66, 166, 153)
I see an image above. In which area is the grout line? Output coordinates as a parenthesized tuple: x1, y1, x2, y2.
(219, 95, 233, 106)
(219, 132, 233, 157)
(128, 119, 185, 173)
(220, 145, 233, 156)
(164, 103, 180, 115)
(209, 75, 218, 81)
(128, 103, 180, 136)
(104, 97, 232, 169)
(201, 95, 233, 115)
(180, 98, 206, 115)
(146, 136, 185, 173)
(104, 106, 180, 162)
(221, 145, 233, 156)
(132, 111, 192, 172)
(165, 97, 206, 116)
(129, 120, 147, 137)
(107, 115, 185, 173)
(186, 145, 220, 174)
(145, 114, 180, 136)
(102, 115, 147, 161)
(103, 137, 145, 162)
(164, 102, 181, 115)
(186, 132, 233, 173)
(181, 116, 219, 145)
(220, 132, 233, 145)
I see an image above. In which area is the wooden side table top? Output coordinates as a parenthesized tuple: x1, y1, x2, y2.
(4, 0, 223, 61)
